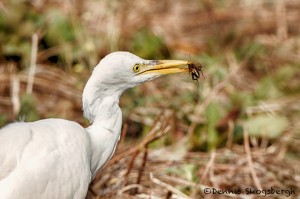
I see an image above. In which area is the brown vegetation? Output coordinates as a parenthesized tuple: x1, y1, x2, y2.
(0, 0, 299, 198)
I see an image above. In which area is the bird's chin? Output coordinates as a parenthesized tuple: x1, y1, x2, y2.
(138, 73, 161, 83)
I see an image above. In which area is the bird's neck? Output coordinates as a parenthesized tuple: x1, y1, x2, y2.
(82, 79, 123, 177)
(85, 95, 122, 177)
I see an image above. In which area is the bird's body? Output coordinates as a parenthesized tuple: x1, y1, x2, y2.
(0, 52, 190, 199)
(0, 119, 91, 199)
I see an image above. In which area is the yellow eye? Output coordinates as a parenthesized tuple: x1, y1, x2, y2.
(133, 64, 141, 72)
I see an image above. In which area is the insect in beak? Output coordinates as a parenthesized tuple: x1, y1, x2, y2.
(188, 62, 205, 83)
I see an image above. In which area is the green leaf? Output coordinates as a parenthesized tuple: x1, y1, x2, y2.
(255, 77, 282, 100)
(205, 102, 222, 149)
(182, 164, 198, 182)
(245, 115, 288, 138)
(205, 102, 221, 127)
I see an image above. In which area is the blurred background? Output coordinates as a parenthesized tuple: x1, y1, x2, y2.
(0, 0, 299, 198)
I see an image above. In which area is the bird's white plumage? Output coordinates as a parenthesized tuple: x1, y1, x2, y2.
(0, 51, 188, 199)
(0, 119, 91, 199)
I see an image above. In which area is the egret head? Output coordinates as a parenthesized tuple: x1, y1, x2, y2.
(83, 51, 190, 121)
(88, 51, 190, 94)
(86, 52, 189, 95)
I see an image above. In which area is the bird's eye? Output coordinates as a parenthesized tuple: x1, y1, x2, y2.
(133, 64, 141, 72)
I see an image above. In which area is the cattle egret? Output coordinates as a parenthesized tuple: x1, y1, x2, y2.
(0, 51, 191, 199)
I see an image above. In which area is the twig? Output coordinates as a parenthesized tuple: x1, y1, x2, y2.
(27, 33, 38, 94)
(136, 146, 148, 186)
(126, 146, 148, 195)
(226, 121, 234, 148)
(124, 149, 140, 186)
(149, 172, 153, 199)
(160, 175, 197, 187)
(276, 130, 292, 160)
(135, 193, 161, 199)
(209, 152, 217, 188)
(120, 123, 128, 145)
(9, 63, 20, 116)
(150, 173, 192, 199)
(243, 127, 263, 190)
(276, 0, 287, 40)
(192, 150, 216, 198)
(119, 184, 144, 194)
(200, 150, 216, 183)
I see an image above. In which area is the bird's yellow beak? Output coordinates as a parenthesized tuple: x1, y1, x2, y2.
(136, 60, 190, 76)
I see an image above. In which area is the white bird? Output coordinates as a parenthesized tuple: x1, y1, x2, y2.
(0, 51, 190, 199)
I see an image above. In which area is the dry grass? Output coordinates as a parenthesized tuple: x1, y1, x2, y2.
(86, 126, 299, 199)
(0, 0, 300, 198)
